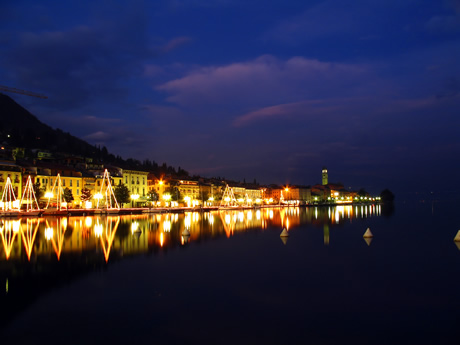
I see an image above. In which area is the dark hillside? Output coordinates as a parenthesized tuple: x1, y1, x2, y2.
(0, 93, 99, 157)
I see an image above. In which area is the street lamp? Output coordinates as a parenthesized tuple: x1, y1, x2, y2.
(131, 194, 139, 208)
(163, 194, 171, 207)
(94, 193, 103, 209)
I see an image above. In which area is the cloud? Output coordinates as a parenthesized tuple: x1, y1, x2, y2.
(233, 100, 326, 127)
(156, 55, 368, 108)
(160, 36, 192, 53)
(83, 131, 111, 142)
(1, 4, 155, 110)
(425, 15, 460, 33)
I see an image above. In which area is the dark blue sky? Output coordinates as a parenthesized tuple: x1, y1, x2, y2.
(1, 0, 459, 195)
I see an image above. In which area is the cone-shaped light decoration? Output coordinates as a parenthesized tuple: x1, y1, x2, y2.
(454, 230, 460, 242)
(182, 229, 190, 236)
(363, 228, 373, 238)
(280, 228, 289, 237)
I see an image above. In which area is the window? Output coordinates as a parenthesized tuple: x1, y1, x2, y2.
(77, 180, 79, 187)
(62, 179, 66, 187)
(70, 180, 73, 187)
(77, 189, 79, 195)
(125, 177, 128, 184)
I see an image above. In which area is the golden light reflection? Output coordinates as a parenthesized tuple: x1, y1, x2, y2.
(45, 218, 67, 260)
(45, 227, 53, 240)
(163, 220, 171, 232)
(0, 220, 21, 260)
(20, 219, 40, 261)
(0, 205, 383, 261)
(185, 214, 191, 229)
(131, 221, 139, 234)
(99, 217, 120, 262)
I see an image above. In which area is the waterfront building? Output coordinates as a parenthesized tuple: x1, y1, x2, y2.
(0, 160, 22, 198)
(245, 186, 263, 203)
(175, 179, 200, 206)
(284, 185, 312, 204)
(263, 185, 281, 203)
(122, 169, 149, 206)
(147, 174, 172, 206)
(228, 183, 246, 200)
(199, 182, 215, 206)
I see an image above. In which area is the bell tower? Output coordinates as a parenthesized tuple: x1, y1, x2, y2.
(322, 167, 328, 185)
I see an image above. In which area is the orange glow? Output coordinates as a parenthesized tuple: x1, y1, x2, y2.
(99, 217, 120, 262)
(46, 218, 67, 260)
(20, 219, 40, 261)
(0, 220, 21, 260)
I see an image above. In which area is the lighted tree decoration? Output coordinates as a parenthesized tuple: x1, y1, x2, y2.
(114, 183, 130, 207)
(220, 185, 237, 207)
(95, 169, 120, 209)
(20, 175, 40, 212)
(63, 188, 74, 203)
(1, 177, 19, 211)
(147, 189, 159, 203)
(80, 188, 92, 203)
(33, 181, 44, 200)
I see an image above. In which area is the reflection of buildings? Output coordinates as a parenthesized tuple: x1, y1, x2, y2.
(0, 204, 381, 262)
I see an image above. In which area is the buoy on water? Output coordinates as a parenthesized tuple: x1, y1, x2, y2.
(363, 228, 373, 238)
(454, 230, 460, 242)
(280, 228, 289, 237)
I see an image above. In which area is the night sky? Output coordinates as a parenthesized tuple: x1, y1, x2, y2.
(1, 0, 459, 195)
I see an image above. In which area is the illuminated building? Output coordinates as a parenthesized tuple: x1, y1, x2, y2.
(322, 167, 328, 185)
(147, 174, 171, 205)
(0, 160, 22, 198)
(122, 169, 149, 206)
(175, 179, 200, 206)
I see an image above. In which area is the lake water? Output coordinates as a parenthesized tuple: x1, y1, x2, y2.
(0, 202, 459, 344)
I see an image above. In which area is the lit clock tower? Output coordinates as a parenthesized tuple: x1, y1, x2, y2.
(322, 167, 328, 185)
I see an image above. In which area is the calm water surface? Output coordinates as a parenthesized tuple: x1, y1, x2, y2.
(0, 202, 459, 344)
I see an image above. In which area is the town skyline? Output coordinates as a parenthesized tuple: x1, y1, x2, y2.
(1, 0, 459, 197)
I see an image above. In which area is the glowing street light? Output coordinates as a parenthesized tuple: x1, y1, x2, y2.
(163, 194, 171, 207)
(93, 193, 103, 209)
(130, 194, 139, 208)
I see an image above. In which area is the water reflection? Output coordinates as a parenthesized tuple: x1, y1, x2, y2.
(0, 205, 381, 262)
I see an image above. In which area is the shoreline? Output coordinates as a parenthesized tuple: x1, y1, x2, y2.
(0, 202, 382, 218)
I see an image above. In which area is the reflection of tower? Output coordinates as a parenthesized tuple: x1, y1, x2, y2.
(323, 223, 330, 245)
(322, 167, 328, 185)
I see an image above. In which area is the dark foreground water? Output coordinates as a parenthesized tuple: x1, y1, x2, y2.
(0, 202, 459, 345)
